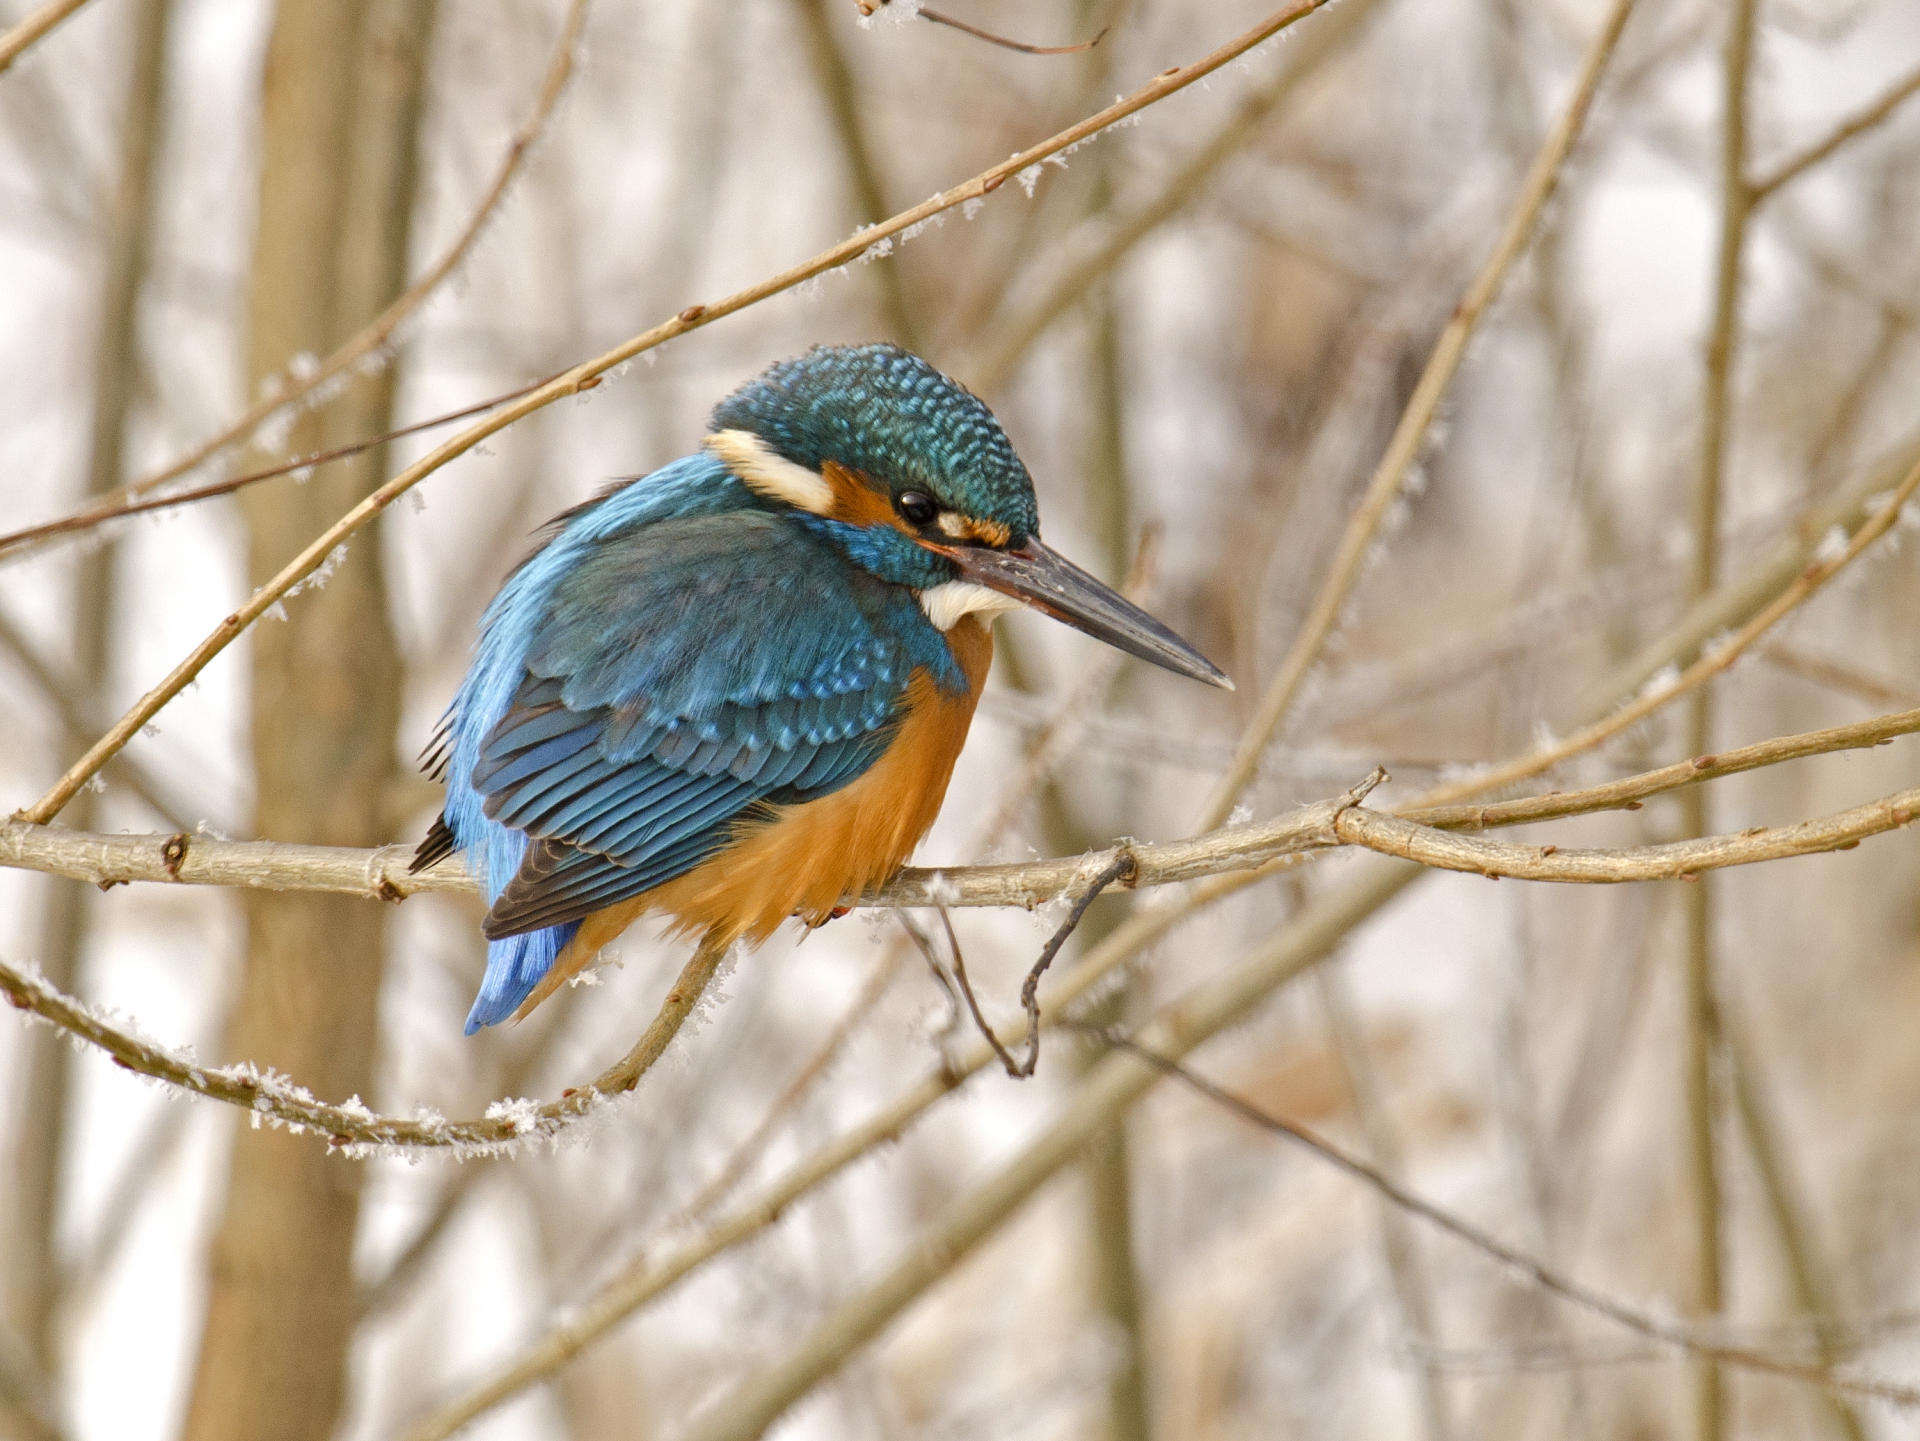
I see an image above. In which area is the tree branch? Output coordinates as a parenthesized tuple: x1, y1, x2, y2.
(1084, 1029, 1920, 1410)
(1337, 784, 1919, 883)
(1415, 446, 1920, 811)
(0, 936, 730, 1154)
(0, 0, 92, 76)
(1749, 57, 1920, 202)
(9, 708, 1913, 904)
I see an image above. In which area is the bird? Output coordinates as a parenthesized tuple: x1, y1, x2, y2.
(411, 343, 1231, 1034)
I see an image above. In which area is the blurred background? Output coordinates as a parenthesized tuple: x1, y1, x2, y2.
(2, 0, 1919, 1437)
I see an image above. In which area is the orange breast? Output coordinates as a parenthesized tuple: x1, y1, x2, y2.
(513, 615, 993, 1020)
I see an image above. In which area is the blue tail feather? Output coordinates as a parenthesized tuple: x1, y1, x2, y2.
(464, 920, 580, 1034)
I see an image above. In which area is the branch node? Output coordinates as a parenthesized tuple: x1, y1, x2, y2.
(161, 832, 189, 879)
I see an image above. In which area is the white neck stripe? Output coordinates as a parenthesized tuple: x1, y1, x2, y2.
(918, 580, 1022, 632)
(704, 429, 835, 516)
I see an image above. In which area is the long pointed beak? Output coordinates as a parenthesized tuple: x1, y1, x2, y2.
(925, 536, 1233, 690)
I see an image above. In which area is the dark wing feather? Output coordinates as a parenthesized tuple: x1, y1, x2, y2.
(472, 511, 946, 938)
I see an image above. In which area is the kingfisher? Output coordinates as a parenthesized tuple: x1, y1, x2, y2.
(412, 344, 1230, 1034)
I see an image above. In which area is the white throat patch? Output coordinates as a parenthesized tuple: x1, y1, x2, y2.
(704, 429, 834, 515)
(918, 580, 1022, 632)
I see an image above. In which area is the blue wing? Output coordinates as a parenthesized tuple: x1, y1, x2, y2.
(420, 454, 962, 1031)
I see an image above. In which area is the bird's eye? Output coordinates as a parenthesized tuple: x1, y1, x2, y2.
(898, 492, 937, 526)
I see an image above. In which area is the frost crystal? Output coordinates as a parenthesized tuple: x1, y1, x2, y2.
(1640, 663, 1681, 699)
(1228, 804, 1253, 827)
(926, 871, 962, 906)
(286, 544, 350, 598)
(1813, 524, 1849, 564)
(1015, 164, 1045, 198)
(962, 197, 985, 220)
(484, 1096, 542, 1134)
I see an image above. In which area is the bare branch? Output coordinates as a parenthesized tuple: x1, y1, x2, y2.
(1402, 706, 1920, 831)
(0, 0, 92, 76)
(1750, 58, 1920, 202)
(1193, 0, 1642, 832)
(7, 707, 1918, 904)
(1414, 447, 1920, 810)
(0, 936, 731, 1154)
(8, 727, 1911, 1162)
(1082, 1029, 1920, 1410)
(918, 7, 1105, 56)
(0, 379, 548, 557)
(1338, 784, 1920, 883)
(962, 0, 1385, 394)
(12, 0, 1341, 827)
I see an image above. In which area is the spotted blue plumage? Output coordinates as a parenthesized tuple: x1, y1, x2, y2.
(714, 344, 1040, 542)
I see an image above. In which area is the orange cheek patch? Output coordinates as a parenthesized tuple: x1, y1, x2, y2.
(822, 460, 906, 532)
(942, 515, 1011, 547)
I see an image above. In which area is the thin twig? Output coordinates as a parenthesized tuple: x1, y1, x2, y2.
(963, 0, 1385, 393)
(1750, 58, 1920, 201)
(919, 7, 1105, 55)
(1192, 0, 1641, 834)
(1686, 4, 1758, 1428)
(940, 848, 1139, 1079)
(0, 0, 92, 75)
(1401, 706, 1920, 831)
(12, 0, 1342, 828)
(1759, 643, 1920, 711)
(936, 904, 1011, 1071)
(1075, 1027, 1920, 1409)
(0, 606, 193, 830)
(1337, 783, 1920, 883)
(1412, 449, 1920, 811)
(0, 379, 549, 557)
(671, 941, 907, 1224)
(0, 0, 591, 570)
(0, 935, 731, 1153)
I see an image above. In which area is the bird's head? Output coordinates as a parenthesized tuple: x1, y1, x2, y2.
(705, 343, 1231, 690)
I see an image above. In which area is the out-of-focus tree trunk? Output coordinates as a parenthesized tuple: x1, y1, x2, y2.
(181, 5, 433, 1439)
(4, 0, 172, 1402)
